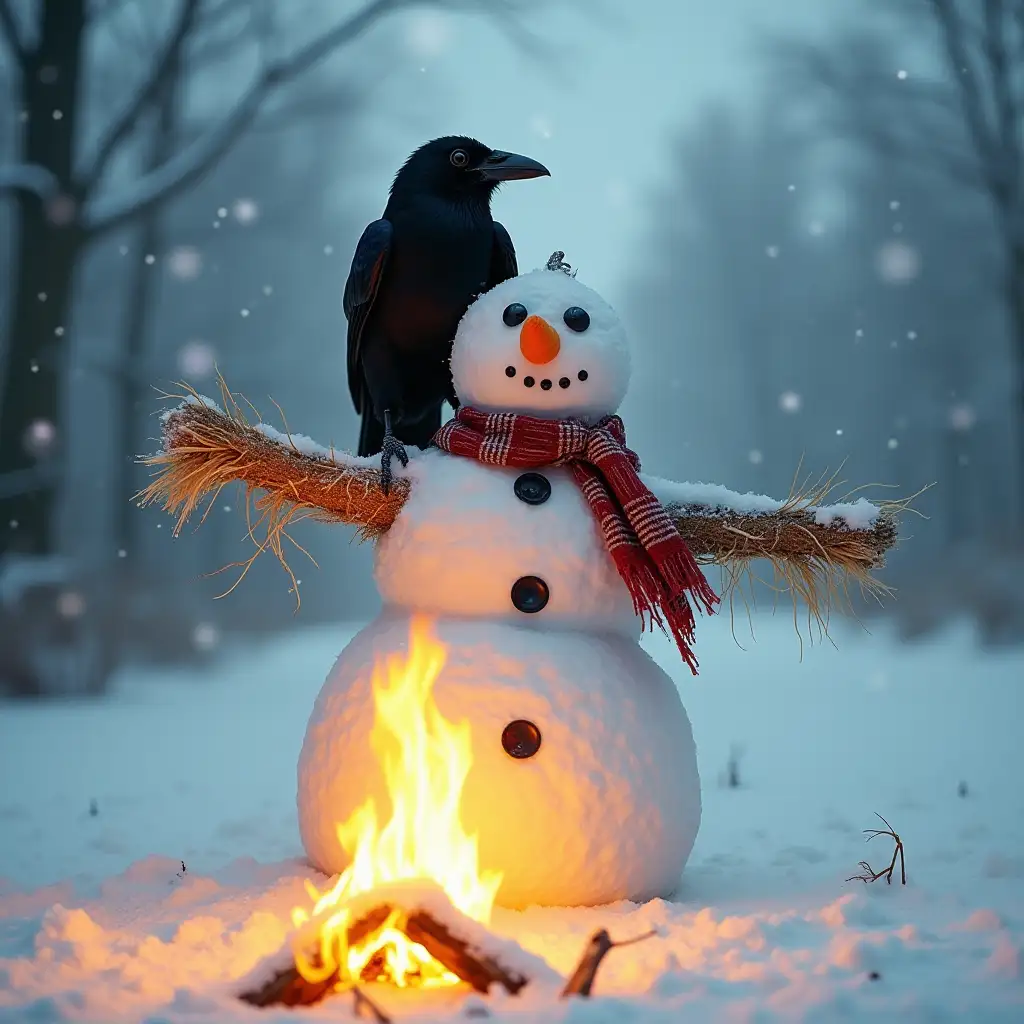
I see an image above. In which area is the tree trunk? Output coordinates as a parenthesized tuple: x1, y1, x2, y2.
(0, 0, 87, 555)
(1006, 244, 1024, 529)
(113, 79, 179, 565)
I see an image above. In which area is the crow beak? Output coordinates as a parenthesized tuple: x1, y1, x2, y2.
(478, 151, 550, 181)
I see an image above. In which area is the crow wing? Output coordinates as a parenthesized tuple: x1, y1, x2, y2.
(488, 220, 518, 289)
(345, 218, 393, 413)
(444, 221, 520, 411)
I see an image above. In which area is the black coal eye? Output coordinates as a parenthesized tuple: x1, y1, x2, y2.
(505, 365, 516, 377)
(450, 148, 469, 168)
(563, 306, 590, 332)
(502, 302, 528, 327)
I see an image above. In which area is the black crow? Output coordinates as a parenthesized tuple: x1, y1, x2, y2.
(344, 136, 549, 490)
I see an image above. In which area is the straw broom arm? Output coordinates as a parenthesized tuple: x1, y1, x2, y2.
(642, 473, 905, 619)
(140, 393, 409, 539)
(668, 501, 897, 570)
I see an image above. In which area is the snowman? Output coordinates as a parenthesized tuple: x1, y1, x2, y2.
(297, 253, 719, 910)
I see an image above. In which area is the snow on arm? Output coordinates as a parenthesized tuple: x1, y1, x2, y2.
(642, 474, 786, 516)
(642, 474, 881, 531)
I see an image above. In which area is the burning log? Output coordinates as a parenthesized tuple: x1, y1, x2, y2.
(238, 903, 393, 1008)
(403, 909, 528, 995)
(238, 892, 543, 1010)
(139, 385, 908, 629)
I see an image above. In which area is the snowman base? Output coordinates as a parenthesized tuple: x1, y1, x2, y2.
(298, 612, 701, 910)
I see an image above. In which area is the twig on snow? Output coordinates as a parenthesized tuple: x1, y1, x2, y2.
(560, 927, 659, 997)
(847, 813, 907, 885)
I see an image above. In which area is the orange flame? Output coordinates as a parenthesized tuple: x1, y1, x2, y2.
(290, 615, 503, 988)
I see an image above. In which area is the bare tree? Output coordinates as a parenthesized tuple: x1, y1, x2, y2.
(772, 0, 1024, 525)
(0, 0, 531, 556)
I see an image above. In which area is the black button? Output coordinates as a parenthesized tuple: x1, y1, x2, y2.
(502, 719, 542, 759)
(514, 472, 551, 506)
(511, 575, 549, 613)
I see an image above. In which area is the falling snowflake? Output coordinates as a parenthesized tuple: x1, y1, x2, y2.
(808, 220, 825, 236)
(529, 114, 554, 140)
(949, 402, 976, 431)
(45, 194, 77, 226)
(765, 245, 780, 258)
(192, 622, 220, 652)
(605, 181, 631, 209)
(178, 340, 216, 378)
(896, 69, 908, 80)
(405, 9, 451, 56)
(887, 438, 899, 450)
(748, 449, 764, 465)
(876, 240, 921, 283)
(233, 198, 259, 225)
(778, 391, 802, 414)
(57, 591, 86, 618)
(22, 419, 57, 458)
(168, 247, 202, 280)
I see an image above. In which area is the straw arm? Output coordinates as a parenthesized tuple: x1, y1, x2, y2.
(140, 396, 409, 538)
(668, 501, 898, 570)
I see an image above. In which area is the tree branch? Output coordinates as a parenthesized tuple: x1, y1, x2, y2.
(78, 0, 202, 196)
(929, 0, 1006, 205)
(82, 0, 422, 237)
(0, 0, 26, 67)
(0, 163, 62, 201)
(981, 0, 1020, 205)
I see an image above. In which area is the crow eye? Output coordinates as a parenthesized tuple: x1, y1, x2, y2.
(450, 148, 469, 168)
(563, 306, 590, 332)
(502, 302, 528, 327)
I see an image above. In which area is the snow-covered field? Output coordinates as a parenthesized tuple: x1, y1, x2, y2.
(1, 612, 1022, 1022)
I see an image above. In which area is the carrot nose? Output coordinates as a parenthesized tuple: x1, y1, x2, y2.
(519, 315, 561, 364)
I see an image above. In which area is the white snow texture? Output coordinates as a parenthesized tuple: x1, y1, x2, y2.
(297, 609, 700, 910)
(376, 448, 639, 632)
(450, 267, 631, 422)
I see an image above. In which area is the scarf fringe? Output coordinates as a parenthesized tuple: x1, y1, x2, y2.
(619, 556, 716, 676)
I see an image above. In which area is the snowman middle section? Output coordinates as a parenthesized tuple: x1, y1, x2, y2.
(375, 448, 640, 634)
(297, 449, 703, 908)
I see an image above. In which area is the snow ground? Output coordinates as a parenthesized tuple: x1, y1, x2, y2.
(1, 611, 1022, 1022)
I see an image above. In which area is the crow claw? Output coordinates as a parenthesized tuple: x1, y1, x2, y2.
(379, 432, 408, 496)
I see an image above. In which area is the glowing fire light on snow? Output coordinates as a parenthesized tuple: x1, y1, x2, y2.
(290, 616, 502, 989)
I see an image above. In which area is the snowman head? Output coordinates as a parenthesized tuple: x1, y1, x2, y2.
(450, 253, 632, 422)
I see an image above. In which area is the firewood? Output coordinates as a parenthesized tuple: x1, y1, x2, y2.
(403, 909, 529, 996)
(237, 903, 393, 1008)
(560, 928, 658, 998)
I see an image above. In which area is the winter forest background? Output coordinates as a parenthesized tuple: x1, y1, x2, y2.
(2, 0, 1023, 696)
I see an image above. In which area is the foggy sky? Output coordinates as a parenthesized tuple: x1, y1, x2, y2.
(357, 0, 854, 303)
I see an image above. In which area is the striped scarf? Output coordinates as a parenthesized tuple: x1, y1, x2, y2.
(433, 407, 718, 673)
